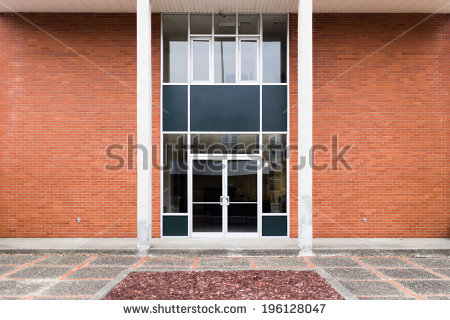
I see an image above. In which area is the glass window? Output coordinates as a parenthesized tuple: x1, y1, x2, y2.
(239, 14, 259, 34)
(163, 134, 188, 213)
(163, 15, 188, 83)
(191, 134, 259, 154)
(263, 15, 287, 83)
(192, 39, 210, 81)
(262, 134, 287, 213)
(240, 40, 258, 81)
(214, 38, 236, 83)
(190, 14, 212, 34)
(214, 14, 236, 34)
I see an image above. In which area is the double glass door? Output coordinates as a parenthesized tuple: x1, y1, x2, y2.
(190, 155, 260, 237)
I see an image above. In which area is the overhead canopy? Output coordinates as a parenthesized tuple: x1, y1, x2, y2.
(0, 0, 449, 13)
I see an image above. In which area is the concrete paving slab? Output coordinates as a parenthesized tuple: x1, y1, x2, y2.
(41, 280, 109, 296)
(87, 256, 141, 266)
(359, 257, 412, 268)
(324, 267, 382, 280)
(0, 280, 47, 296)
(141, 258, 195, 268)
(308, 257, 360, 267)
(35, 255, 94, 266)
(407, 258, 450, 269)
(66, 267, 129, 279)
(196, 258, 252, 270)
(7, 266, 73, 279)
(398, 280, 450, 295)
(422, 295, 450, 300)
(0, 255, 41, 265)
(29, 296, 90, 300)
(340, 280, 408, 297)
(431, 269, 450, 278)
(376, 268, 440, 280)
(358, 296, 415, 300)
(252, 257, 310, 268)
(0, 266, 17, 277)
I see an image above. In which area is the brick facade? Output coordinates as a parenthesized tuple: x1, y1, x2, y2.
(0, 13, 448, 238)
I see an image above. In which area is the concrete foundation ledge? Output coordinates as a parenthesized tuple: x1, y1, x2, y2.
(0, 238, 448, 257)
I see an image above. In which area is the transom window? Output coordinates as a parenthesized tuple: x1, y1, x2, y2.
(163, 14, 287, 84)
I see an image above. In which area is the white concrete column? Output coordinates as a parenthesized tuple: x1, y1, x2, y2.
(137, 0, 151, 251)
(298, 0, 313, 256)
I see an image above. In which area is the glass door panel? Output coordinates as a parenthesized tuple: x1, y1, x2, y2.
(192, 160, 223, 232)
(226, 160, 258, 233)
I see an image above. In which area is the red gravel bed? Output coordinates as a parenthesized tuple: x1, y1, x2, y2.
(104, 270, 344, 300)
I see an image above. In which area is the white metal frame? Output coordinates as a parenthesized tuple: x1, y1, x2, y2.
(160, 13, 290, 239)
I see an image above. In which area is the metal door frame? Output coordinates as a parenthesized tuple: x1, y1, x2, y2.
(189, 153, 261, 238)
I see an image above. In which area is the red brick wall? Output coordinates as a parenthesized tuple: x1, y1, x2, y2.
(289, 13, 449, 238)
(0, 13, 162, 238)
(0, 13, 448, 238)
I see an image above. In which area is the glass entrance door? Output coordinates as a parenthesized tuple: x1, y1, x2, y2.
(190, 155, 260, 237)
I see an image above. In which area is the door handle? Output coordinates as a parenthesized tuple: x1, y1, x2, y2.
(220, 196, 230, 206)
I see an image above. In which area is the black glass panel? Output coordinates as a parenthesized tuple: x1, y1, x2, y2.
(228, 160, 258, 202)
(227, 204, 257, 232)
(190, 85, 260, 132)
(193, 204, 222, 232)
(163, 85, 188, 131)
(192, 160, 223, 202)
(191, 134, 259, 154)
(262, 134, 287, 213)
(262, 85, 287, 132)
(163, 134, 188, 213)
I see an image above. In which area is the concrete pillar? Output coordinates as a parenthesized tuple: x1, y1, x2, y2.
(298, 0, 313, 256)
(136, 0, 151, 251)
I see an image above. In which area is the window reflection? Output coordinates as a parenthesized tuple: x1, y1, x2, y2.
(263, 15, 287, 83)
(191, 134, 259, 154)
(240, 40, 258, 81)
(262, 134, 287, 213)
(190, 14, 212, 34)
(238, 15, 260, 34)
(192, 40, 210, 81)
(163, 134, 188, 213)
(163, 15, 188, 83)
(214, 14, 236, 34)
(214, 38, 236, 83)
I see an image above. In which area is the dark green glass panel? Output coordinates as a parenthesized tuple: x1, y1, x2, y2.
(163, 215, 188, 236)
(163, 85, 188, 131)
(262, 85, 287, 131)
(262, 216, 287, 236)
(190, 85, 260, 132)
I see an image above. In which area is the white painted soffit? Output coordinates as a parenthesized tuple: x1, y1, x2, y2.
(0, 0, 449, 13)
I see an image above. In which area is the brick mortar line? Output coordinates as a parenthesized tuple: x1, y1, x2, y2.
(0, 255, 50, 280)
(399, 257, 450, 280)
(351, 257, 423, 300)
(248, 258, 256, 269)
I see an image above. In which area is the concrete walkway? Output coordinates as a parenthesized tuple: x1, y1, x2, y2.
(0, 254, 448, 300)
(0, 238, 448, 256)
